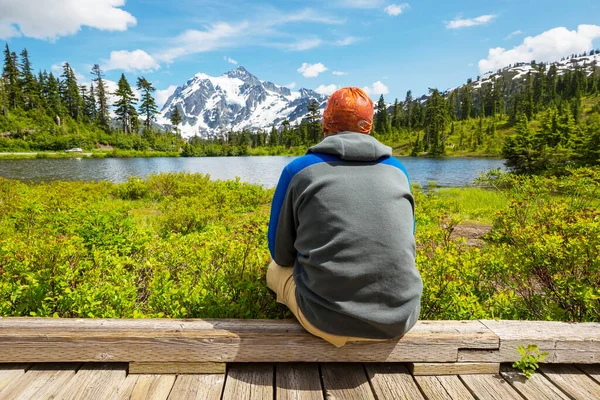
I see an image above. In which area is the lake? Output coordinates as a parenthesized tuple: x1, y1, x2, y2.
(0, 156, 506, 188)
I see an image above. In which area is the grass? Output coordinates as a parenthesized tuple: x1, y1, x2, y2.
(434, 187, 507, 224)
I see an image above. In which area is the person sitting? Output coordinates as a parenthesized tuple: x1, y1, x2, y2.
(266, 87, 423, 347)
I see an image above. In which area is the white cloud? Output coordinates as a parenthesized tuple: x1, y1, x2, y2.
(224, 56, 238, 64)
(384, 3, 410, 17)
(315, 84, 339, 95)
(280, 38, 323, 51)
(298, 62, 328, 78)
(335, 36, 358, 46)
(155, 85, 177, 108)
(103, 50, 160, 72)
(283, 82, 297, 89)
(478, 24, 600, 73)
(505, 30, 523, 40)
(339, 0, 385, 8)
(155, 9, 339, 63)
(0, 0, 136, 40)
(363, 81, 389, 96)
(446, 14, 496, 29)
(332, 71, 347, 76)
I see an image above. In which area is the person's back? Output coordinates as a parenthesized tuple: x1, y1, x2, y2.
(267, 87, 423, 347)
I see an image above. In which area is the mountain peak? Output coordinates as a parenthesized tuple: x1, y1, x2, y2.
(225, 66, 259, 84)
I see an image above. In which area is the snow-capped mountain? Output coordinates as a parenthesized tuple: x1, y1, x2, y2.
(472, 53, 600, 90)
(156, 67, 327, 138)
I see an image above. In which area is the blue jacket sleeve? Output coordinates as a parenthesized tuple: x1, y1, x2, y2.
(268, 166, 297, 266)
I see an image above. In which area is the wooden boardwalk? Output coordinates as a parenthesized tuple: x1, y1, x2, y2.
(1, 362, 600, 399)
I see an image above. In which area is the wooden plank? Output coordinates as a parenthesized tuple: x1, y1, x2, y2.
(0, 363, 80, 400)
(437, 376, 477, 400)
(414, 376, 475, 400)
(459, 374, 524, 400)
(476, 320, 600, 364)
(129, 362, 225, 374)
(0, 364, 30, 393)
(541, 364, 600, 400)
(579, 364, 600, 385)
(364, 363, 424, 399)
(499, 365, 570, 400)
(107, 374, 140, 400)
(167, 374, 226, 400)
(321, 363, 375, 400)
(276, 363, 324, 400)
(129, 374, 177, 400)
(409, 362, 499, 376)
(50, 362, 127, 400)
(221, 363, 273, 400)
(0, 318, 497, 363)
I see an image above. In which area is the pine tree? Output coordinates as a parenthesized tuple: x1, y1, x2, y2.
(170, 107, 182, 133)
(391, 98, 403, 130)
(460, 85, 472, 120)
(2, 44, 21, 109)
(404, 90, 413, 129)
(269, 126, 279, 146)
(19, 48, 38, 110)
(91, 64, 110, 130)
(305, 100, 322, 144)
(113, 73, 138, 133)
(374, 95, 390, 135)
(424, 88, 447, 156)
(136, 76, 159, 130)
(60, 63, 82, 120)
(44, 72, 63, 119)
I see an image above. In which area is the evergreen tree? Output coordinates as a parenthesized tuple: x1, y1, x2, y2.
(170, 107, 182, 133)
(113, 73, 138, 133)
(91, 64, 110, 130)
(44, 72, 63, 119)
(404, 90, 413, 129)
(2, 44, 21, 109)
(374, 95, 390, 135)
(460, 84, 472, 120)
(19, 48, 38, 110)
(391, 98, 402, 130)
(136, 76, 159, 130)
(60, 63, 82, 120)
(269, 126, 279, 146)
(424, 89, 447, 156)
(305, 100, 322, 144)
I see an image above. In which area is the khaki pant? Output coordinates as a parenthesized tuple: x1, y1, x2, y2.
(266, 260, 387, 348)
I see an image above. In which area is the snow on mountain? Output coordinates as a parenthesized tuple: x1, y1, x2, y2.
(472, 53, 600, 90)
(156, 67, 328, 138)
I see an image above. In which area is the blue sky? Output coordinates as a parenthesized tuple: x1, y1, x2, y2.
(1, 0, 599, 106)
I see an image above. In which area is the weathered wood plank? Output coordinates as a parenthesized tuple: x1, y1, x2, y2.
(129, 362, 225, 374)
(50, 362, 127, 400)
(409, 362, 499, 376)
(499, 365, 570, 400)
(459, 374, 524, 400)
(321, 363, 375, 400)
(167, 374, 225, 400)
(221, 363, 273, 400)
(275, 363, 324, 400)
(541, 364, 600, 400)
(437, 376, 477, 400)
(414, 376, 475, 400)
(476, 320, 600, 364)
(0, 318, 497, 363)
(0, 364, 31, 393)
(579, 364, 600, 385)
(107, 374, 140, 400)
(0, 363, 80, 400)
(128, 374, 177, 400)
(364, 363, 424, 399)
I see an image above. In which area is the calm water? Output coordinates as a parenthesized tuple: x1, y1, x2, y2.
(0, 156, 505, 187)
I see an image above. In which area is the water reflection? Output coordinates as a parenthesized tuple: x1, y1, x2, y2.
(0, 156, 505, 188)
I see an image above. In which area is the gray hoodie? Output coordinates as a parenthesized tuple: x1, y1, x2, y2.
(268, 132, 422, 339)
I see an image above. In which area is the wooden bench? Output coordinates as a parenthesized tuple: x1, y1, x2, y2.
(0, 318, 598, 375)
